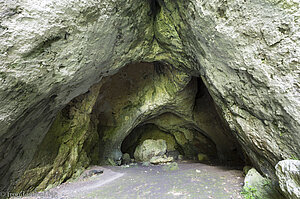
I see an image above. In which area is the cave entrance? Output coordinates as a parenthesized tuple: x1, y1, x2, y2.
(17, 61, 245, 192)
(91, 62, 244, 166)
(121, 118, 219, 164)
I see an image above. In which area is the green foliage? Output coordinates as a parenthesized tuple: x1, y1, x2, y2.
(241, 186, 257, 199)
(107, 158, 117, 166)
(290, 155, 299, 160)
(262, 179, 271, 187)
(279, 132, 283, 137)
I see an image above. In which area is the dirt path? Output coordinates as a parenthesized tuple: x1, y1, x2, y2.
(18, 162, 245, 199)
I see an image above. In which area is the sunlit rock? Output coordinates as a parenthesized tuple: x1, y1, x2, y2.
(276, 160, 300, 199)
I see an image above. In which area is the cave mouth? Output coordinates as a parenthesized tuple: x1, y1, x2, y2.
(121, 120, 219, 164)
(92, 61, 245, 166)
(15, 61, 246, 192)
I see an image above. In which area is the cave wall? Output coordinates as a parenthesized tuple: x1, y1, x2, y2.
(93, 63, 241, 165)
(0, 0, 299, 193)
(14, 83, 102, 192)
(0, 0, 155, 191)
(95, 62, 196, 164)
(15, 62, 243, 191)
(188, 0, 300, 178)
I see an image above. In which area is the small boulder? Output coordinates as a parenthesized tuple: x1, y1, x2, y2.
(150, 156, 173, 164)
(142, 162, 151, 167)
(178, 155, 184, 161)
(122, 153, 131, 165)
(242, 168, 282, 199)
(197, 153, 208, 162)
(134, 139, 167, 162)
(275, 160, 300, 199)
(82, 169, 103, 179)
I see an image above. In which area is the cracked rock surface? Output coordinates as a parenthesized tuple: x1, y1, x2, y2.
(0, 0, 299, 196)
(276, 160, 300, 199)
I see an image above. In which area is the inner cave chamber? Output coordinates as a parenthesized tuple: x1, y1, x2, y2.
(15, 62, 247, 192)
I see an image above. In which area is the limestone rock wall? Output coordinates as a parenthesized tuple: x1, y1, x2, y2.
(14, 83, 102, 192)
(0, 0, 154, 191)
(94, 62, 195, 164)
(14, 62, 242, 191)
(0, 0, 299, 195)
(187, 0, 300, 179)
(276, 160, 300, 199)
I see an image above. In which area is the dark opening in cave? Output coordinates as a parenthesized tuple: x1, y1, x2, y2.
(92, 62, 245, 166)
(120, 117, 219, 163)
(148, 0, 162, 18)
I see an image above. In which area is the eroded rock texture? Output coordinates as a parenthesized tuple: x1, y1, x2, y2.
(14, 62, 243, 191)
(134, 139, 167, 162)
(276, 160, 300, 199)
(243, 168, 282, 199)
(0, 0, 299, 196)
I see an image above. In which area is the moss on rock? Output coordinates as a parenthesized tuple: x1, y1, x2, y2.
(14, 84, 102, 192)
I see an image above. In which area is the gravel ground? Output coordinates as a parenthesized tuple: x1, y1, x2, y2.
(15, 162, 245, 199)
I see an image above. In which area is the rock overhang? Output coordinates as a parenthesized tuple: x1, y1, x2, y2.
(0, 0, 299, 196)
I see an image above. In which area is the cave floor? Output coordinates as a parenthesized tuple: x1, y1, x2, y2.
(20, 162, 245, 199)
